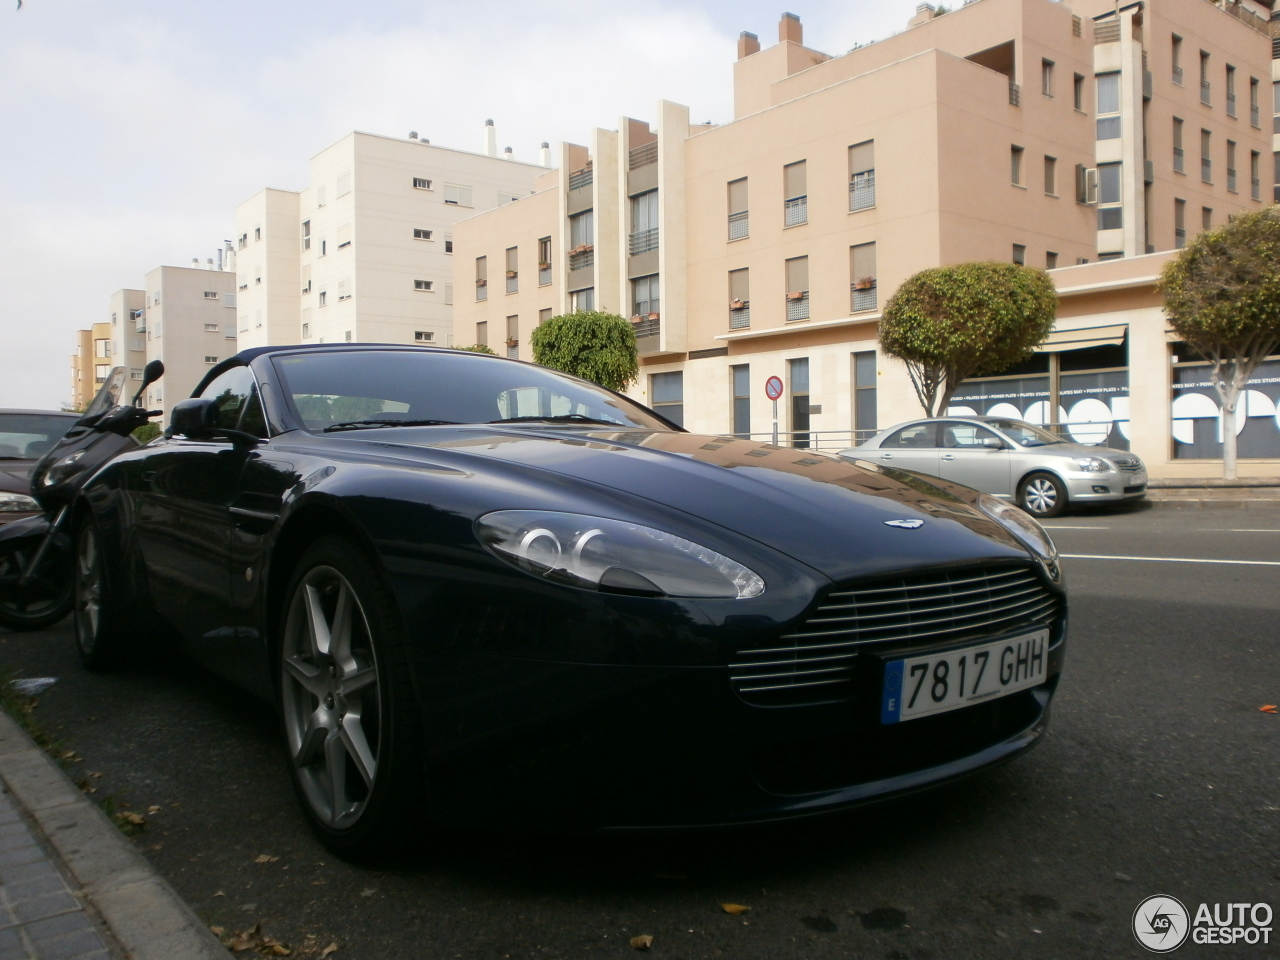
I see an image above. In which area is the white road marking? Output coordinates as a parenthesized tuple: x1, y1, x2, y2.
(1061, 554, 1280, 567)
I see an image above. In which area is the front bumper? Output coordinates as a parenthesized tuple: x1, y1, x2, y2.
(1064, 472, 1147, 504)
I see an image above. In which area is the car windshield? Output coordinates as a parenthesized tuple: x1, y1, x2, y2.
(273, 350, 673, 432)
(0, 414, 77, 460)
(987, 419, 1066, 447)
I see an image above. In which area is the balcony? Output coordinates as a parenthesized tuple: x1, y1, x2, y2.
(851, 282, 877, 313)
(568, 165, 593, 190)
(784, 196, 808, 227)
(729, 304, 750, 330)
(629, 228, 659, 255)
(1008, 81, 1021, 106)
(786, 292, 810, 322)
(1200, 80, 1211, 105)
(728, 211, 749, 240)
(539, 266, 552, 286)
(849, 171, 876, 212)
(569, 247, 594, 271)
(1174, 147, 1185, 174)
(628, 141, 658, 170)
(1172, 65, 1184, 85)
(506, 273, 518, 294)
(1202, 158, 1212, 182)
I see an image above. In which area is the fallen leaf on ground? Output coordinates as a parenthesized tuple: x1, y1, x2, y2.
(720, 903, 750, 915)
(319, 945, 339, 958)
(254, 854, 280, 863)
(148, 804, 162, 814)
(1261, 705, 1277, 714)
(89, 771, 102, 778)
(629, 934, 653, 950)
(359, 888, 376, 897)
(210, 926, 225, 936)
(213, 890, 225, 897)
(60, 750, 84, 762)
(117, 812, 145, 826)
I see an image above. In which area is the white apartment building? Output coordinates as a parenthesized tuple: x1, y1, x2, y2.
(106, 289, 147, 395)
(234, 130, 547, 349)
(139, 264, 238, 416)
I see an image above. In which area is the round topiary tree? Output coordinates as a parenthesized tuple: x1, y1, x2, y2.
(1159, 206, 1280, 479)
(530, 311, 638, 392)
(879, 261, 1058, 416)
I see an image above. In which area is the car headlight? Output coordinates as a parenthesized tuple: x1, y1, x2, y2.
(0, 493, 40, 513)
(1073, 457, 1110, 473)
(476, 510, 766, 599)
(976, 494, 1060, 579)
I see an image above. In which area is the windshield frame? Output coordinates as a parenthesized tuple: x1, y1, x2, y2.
(266, 347, 680, 435)
(985, 419, 1067, 447)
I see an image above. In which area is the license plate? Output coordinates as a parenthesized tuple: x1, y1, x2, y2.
(880, 629, 1050, 724)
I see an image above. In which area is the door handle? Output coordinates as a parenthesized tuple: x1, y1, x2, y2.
(941, 454, 956, 461)
(880, 453, 893, 459)
(141, 470, 157, 483)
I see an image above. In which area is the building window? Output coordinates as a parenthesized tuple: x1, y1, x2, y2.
(629, 190, 659, 254)
(413, 177, 432, 190)
(336, 224, 351, 248)
(344, 330, 352, 342)
(1173, 118, 1185, 174)
(1201, 129, 1212, 182)
(302, 322, 310, 338)
(1199, 51, 1211, 105)
(569, 210, 594, 270)
(850, 242, 877, 312)
(570, 288, 594, 312)
(1046, 251, 1058, 269)
(506, 316, 519, 358)
(1175, 198, 1186, 248)
(414, 279, 433, 292)
(731, 365, 751, 439)
(1012, 244, 1026, 265)
(783, 160, 807, 226)
(318, 291, 327, 306)
(476, 321, 488, 347)
(254, 310, 262, 328)
(338, 279, 351, 300)
(538, 237, 552, 284)
(130, 368, 143, 381)
(631, 274, 660, 320)
(1171, 34, 1183, 85)
(1041, 59, 1054, 97)
(849, 140, 875, 211)
(413, 228, 433, 240)
(204, 322, 219, 332)
(504, 247, 519, 294)
(202, 291, 218, 300)
(320, 239, 327, 257)
(538, 308, 552, 325)
(1011, 145, 1024, 185)
(1044, 155, 1057, 196)
(785, 256, 809, 321)
(1202, 206, 1212, 230)
(444, 236, 453, 253)
(1096, 73, 1120, 139)
(853, 350, 877, 437)
(729, 268, 750, 329)
(650, 372, 684, 427)
(300, 220, 311, 252)
(1097, 162, 1122, 229)
(1226, 141, 1238, 192)
(788, 358, 810, 448)
(727, 177, 749, 239)
(316, 184, 326, 207)
(254, 227, 261, 241)
(1225, 65, 1237, 118)
(444, 284, 453, 305)
(1249, 77, 1260, 127)
(336, 172, 350, 197)
(1073, 73, 1085, 110)
(443, 183, 472, 206)
(204, 356, 218, 364)
(225, 324, 236, 339)
(1251, 150, 1261, 201)
(475, 256, 487, 301)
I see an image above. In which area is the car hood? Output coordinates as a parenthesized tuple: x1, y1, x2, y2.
(345, 426, 1033, 583)
(0, 461, 33, 494)
(1018, 442, 1138, 462)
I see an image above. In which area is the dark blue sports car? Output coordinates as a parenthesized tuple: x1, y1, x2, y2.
(73, 345, 1066, 857)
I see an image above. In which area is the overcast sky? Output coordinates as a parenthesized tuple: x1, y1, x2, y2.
(0, 0, 920, 408)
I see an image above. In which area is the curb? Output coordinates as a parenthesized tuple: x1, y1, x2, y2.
(0, 710, 227, 960)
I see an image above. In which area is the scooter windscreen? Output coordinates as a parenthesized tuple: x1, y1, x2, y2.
(79, 367, 129, 422)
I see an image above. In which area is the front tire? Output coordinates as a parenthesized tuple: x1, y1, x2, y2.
(1018, 472, 1068, 519)
(72, 518, 125, 669)
(278, 536, 421, 860)
(0, 541, 73, 632)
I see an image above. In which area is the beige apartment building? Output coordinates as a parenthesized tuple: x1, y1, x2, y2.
(69, 290, 149, 410)
(455, 0, 1280, 477)
(234, 130, 547, 350)
(68, 322, 113, 411)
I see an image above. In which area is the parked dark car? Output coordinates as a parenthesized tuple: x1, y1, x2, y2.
(0, 410, 80, 525)
(73, 345, 1066, 857)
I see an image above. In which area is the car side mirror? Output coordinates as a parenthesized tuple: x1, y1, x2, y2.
(982, 437, 1005, 450)
(168, 398, 218, 440)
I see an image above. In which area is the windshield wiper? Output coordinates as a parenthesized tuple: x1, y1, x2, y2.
(485, 414, 624, 427)
(323, 418, 460, 432)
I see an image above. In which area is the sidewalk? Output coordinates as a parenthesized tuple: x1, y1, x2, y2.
(1146, 476, 1280, 507)
(0, 711, 226, 960)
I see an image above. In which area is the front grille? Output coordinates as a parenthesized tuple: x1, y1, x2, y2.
(1124, 484, 1146, 494)
(730, 564, 1058, 707)
(1113, 457, 1143, 473)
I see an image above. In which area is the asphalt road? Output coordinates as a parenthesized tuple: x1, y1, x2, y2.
(1, 502, 1277, 960)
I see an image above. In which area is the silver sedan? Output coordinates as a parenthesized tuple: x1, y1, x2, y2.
(839, 417, 1147, 518)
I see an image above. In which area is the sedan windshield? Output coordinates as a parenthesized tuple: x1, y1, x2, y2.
(987, 419, 1066, 447)
(273, 350, 673, 432)
(0, 414, 77, 460)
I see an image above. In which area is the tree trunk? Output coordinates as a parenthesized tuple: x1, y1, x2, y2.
(1214, 369, 1243, 481)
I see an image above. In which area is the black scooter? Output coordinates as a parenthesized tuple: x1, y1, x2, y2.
(0, 361, 163, 631)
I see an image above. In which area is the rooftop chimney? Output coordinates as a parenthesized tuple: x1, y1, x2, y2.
(191, 258, 199, 268)
(737, 31, 760, 59)
(540, 141, 551, 166)
(408, 130, 418, 140)
(206, 258, 214, 270)
(503, 146, 513, 160)
(779, 12, 802, 44)
(485, 119, 497, 157)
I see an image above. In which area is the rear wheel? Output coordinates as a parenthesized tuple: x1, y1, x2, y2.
(1018, 472, 1067, 519)
(278, 536, 421, 860)
(0, 541, 73, 632)
(73, 518, 126, 669)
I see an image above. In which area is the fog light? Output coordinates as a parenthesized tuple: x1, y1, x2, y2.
(1092, 485, 1111, 494)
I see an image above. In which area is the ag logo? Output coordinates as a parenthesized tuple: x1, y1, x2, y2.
(884, 519, 924, 529)
(1133, 895, 1190, 953)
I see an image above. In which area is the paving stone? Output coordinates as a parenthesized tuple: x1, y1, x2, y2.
(0, 847, 44, 872)
(0, 863, 57, 886)
(30, 926, 107, 960)
(0, 927, 26, 960)
(1, 877, 65, 903)
(16, 913, 90, 944)
(10, 893, 78, 925)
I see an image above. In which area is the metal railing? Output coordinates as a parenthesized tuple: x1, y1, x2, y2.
(1211, 0, 1272, 38)
(1252, 103, 1261, 127)
(1226, 94, 1237, 117)
(1175, 228, 1187, 249)
(1008, 81, 1021, 106)
(569, 249, 594, 271)
(539, 267, 552, 286)
(1202, 158, 1212, 182)
(506, 274, 519, 294)
(784, 196, 808, 227)
(1094, 19, 1120, 43)
(728, 211, 749, 240)
(786, 294, 810, 322)
(1201, 80, 1212, 105)
(1253, 178, 1262, 201)
(1172, 65, 1184, 85)
(1173, 147, 1185, 174)
(628, 141, 658, 169)
(849, 171, 876, 211)
(568, 166, 593, 190)
(741, 429, 880, 452)
(629, 228, 659, 255)
(631, 316, 660, 339)
(1227, 169, 1237, 192)
(475, 283, 487, 302)
(851, 285, 878, 313)
(729, 306, 750, 330)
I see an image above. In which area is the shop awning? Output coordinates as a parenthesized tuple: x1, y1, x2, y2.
(1036, 324, 1128, 353)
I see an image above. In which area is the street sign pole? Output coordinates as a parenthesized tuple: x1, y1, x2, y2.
(764, 375, 785, 447)
(772, 400, 778, 447)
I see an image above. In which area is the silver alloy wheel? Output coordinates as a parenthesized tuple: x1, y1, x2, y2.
(281, 565, 381, 831)
(74, 526, 102, 648)
(1023, 477, 1059, 515)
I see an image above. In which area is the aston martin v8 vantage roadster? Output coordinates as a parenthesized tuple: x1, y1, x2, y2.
(73, 345, 1066, 856)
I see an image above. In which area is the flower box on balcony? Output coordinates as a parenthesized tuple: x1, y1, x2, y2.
(647, 312, 660, 320)
(505, 270, 518, 278)
(505, 339, 519, 347)
(569, 244, 594, 256)
(538, 262, 551, 270)
(729, 299, 748, 310)
(630, 315, 643, 322)
(475, 279, 487, 287)
(786, 290, 806, 301)
(853, 277, 876, 290)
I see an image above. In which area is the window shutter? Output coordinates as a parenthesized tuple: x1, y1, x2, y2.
(336, 172, 351, 197)
(783, 161, 807, 199)
(728, 178, 748, 215)
(785, 256, 809, 292)
(851, 242, 877, 279)
(729, 268, 749, 301)
(848, 141, 874, 175)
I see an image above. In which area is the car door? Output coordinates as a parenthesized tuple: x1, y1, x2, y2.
(936, 421, 1012, 496)
(133, 366, 258, 656)
(864, 422, 941, 477)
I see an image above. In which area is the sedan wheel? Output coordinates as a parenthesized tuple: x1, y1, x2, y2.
(279, 537, 420, 858)
(1019, 473, 1067, 519)
(73, 520, 121, 669)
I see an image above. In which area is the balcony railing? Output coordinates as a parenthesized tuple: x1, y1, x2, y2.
(568, 165, 593, 190)
(1008, 81, 1020, 106)
(1173, 147, 1185, 174)
(629, 228, 659, 255)
(631, 315, 660, 339)
(1226, 94, 1237, 117)
(784, 196, 808, 227)
(1227, 169, 1238, 192)
(1172, 65, 1184, 85)
(506, 274, 519, 294)
(728, 211, 749, 240)
(849, 171, 876, 211)
(628, 141, 658, 170)
(539, 266, 552, 286)
(729, 306, 750, 330)
(1252, 104, 1261, 127)
(1212, 0, 1272, 38)
(1202, 158, 1212, 182)
(569, 249, 594, 271)
(786, 293, 810, 322)
(1175, 228, 1186, 249)
(1273, 115, 1280, 134)
(1252, 178, 1262, 201)
(1200, 80, 1211, 105)
(1094, 19, 1120, 43)
(851, 283, 878, 313)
